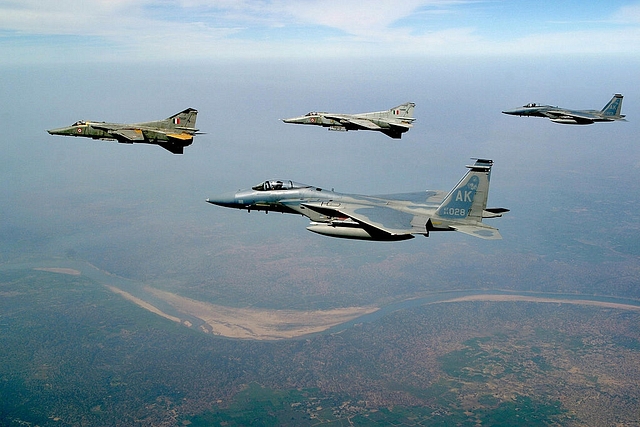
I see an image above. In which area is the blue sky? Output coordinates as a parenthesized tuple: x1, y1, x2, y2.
(2, 0, 640, 63)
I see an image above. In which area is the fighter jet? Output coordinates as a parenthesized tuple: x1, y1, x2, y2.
(206, 159, 508, 241)
(47, 108, 199, 154)
(502, 94, 625, 125)
(282, 102, 415, 139)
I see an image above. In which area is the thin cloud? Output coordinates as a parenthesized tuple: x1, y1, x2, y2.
(1, 0, 639, 63)
(610, 4, 640, 24)
(277, 0, 430, 35)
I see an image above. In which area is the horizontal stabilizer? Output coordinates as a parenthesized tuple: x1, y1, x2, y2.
(388, 121, 413, 129)
(158, 142, 185, 154)
(451, 224, 502, 240)
(167, 133, 194, 141)
(483, 207, 510, 218)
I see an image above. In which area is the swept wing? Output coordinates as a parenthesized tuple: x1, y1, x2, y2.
(322, 115, 414, 131)
(539, 109, 599, 124)
(299, 201, 425, 238)
(290, 198, 502, 240)
(109, 128, 145, 141)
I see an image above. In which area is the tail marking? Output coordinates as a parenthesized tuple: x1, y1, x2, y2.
(390, 102, 415, 118)
(435, 159, 492, 221)
(601, 94, 623, 117)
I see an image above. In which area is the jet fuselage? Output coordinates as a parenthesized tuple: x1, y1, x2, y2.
(502, 94, 625, 125)
(47, 108, 199, 154)
(205, 160, 507, 242)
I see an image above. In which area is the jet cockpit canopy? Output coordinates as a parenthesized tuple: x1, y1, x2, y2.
(252, 180, 312, 191)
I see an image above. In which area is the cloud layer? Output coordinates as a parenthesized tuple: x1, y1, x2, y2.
(2, 0, 640, 62)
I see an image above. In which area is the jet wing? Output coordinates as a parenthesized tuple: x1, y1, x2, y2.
(323, 115, 382, 130)
(88, 123, 145, 141)
(343, 118, 382, 130)
(111, 128, 145, 141)
(286, 199, 502, 240)
(301, 202, 425, 237)
(541, 110, 597, 124)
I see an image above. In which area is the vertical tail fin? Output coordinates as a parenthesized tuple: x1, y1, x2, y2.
(166, 108, 198, 129)
(390, 102, 415, 118)
(434, 159, 506, 239)
(436, 159, 493, 222)
(601, 94, 623, 117)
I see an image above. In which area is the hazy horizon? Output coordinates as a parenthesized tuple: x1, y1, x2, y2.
(2, 53, 640, 308)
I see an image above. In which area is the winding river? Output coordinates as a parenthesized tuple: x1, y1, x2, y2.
(4, 258, 640, 339)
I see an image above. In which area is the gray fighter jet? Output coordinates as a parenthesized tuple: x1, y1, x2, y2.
(282, 102, 415, 138)
(47, 108, 199, 154)
(502, 94, 625, 124)
(206, 159, 507, 241)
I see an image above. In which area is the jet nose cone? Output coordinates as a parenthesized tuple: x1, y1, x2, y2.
(206, 192, 240, 208)
(282, 116, 306, 124)
(47, 126, 73, 135)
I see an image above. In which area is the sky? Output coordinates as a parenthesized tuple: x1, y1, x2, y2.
(2, 1, 640, 308)
(2, 0, 640, 63)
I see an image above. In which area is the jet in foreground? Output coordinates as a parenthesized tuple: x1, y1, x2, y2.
(47, 108, 199, 154)
(282, 102, 415, 139)
(206, 159, 508, 241)
(502, 94, 625, 125)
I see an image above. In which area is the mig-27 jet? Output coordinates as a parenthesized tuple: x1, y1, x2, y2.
(502, 94, 625, 125)
(47, 108, 199, 154)
(206, 159, 508, 241)
(282, 102, 415, 139)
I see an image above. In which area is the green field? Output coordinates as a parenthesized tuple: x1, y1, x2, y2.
(189, 382, 565, 426)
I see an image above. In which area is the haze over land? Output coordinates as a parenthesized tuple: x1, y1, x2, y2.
(1, 1, 640, 425)
(3, 57, 640, 307)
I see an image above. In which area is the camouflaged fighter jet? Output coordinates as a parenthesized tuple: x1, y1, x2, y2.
(282, 102, 415, 139)
(206, 159, 508, 241)
(502, 94, 625, 125)
(47, 108, 199, 154)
